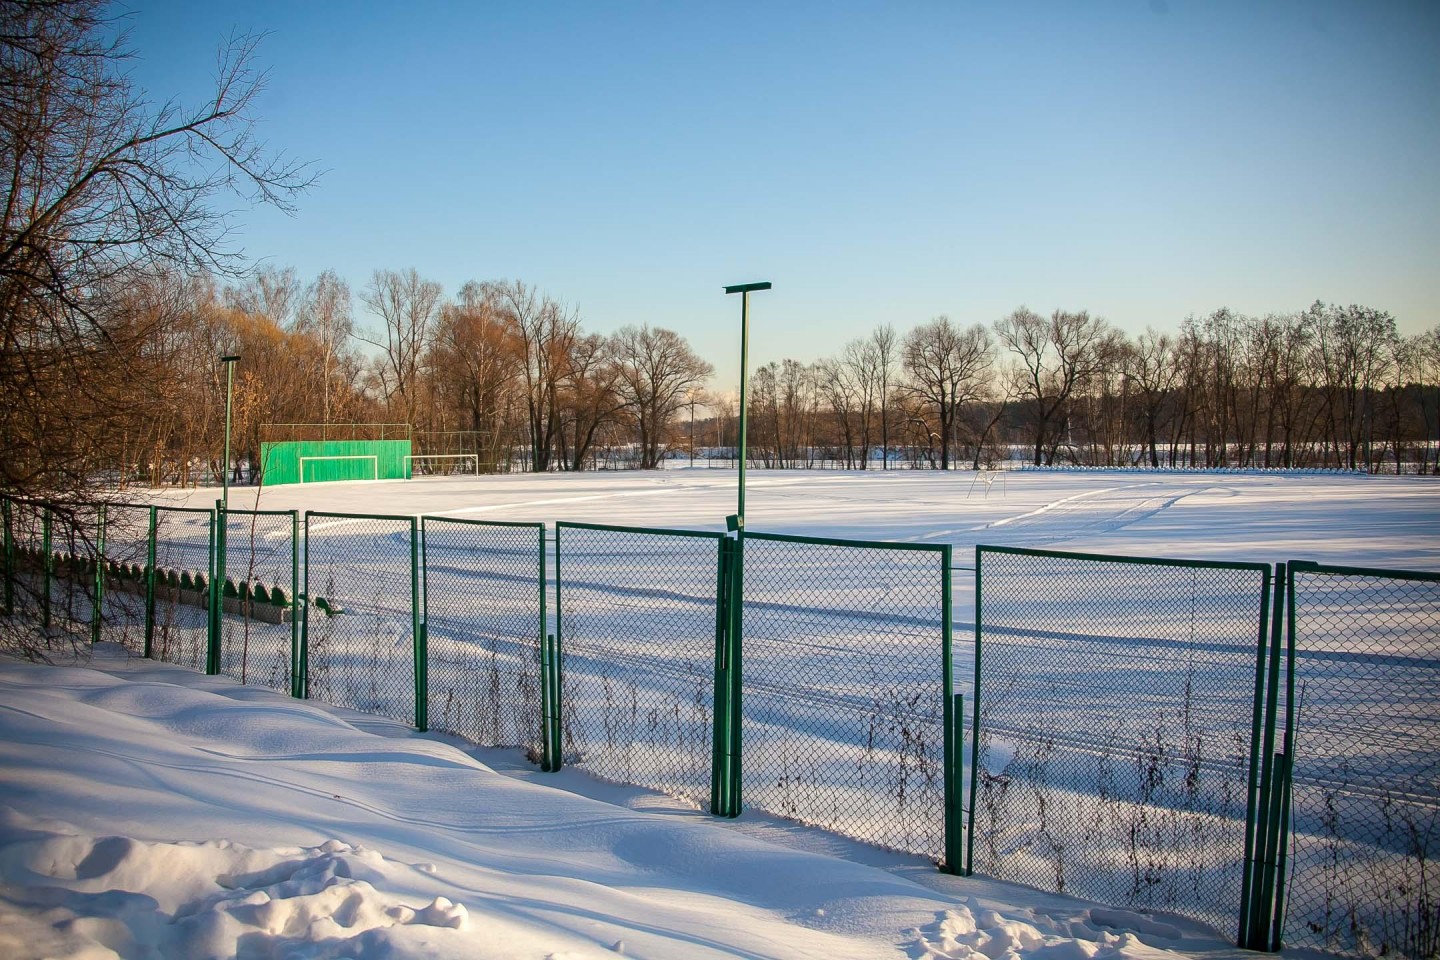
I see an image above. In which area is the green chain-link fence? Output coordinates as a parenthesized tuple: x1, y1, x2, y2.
(1280, 561, 1440, 959)
(150, 506, 216, 670)
(98, 503, 154, 654)
(421, 517, 545, 755)
(554, 522, 724, 809)
(219, 509, 299, 695)
(740, 533, 958, 866)
(302, 511, 422, 728)
(971, 545, 1275, 938)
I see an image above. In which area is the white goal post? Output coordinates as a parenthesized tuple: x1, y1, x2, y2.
(404, 453, 480, 479)
(298, 455, 379, 483)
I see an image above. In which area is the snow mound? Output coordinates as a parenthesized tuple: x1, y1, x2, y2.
(0, 812, 468, 960)
(909, 900, 1188, 959)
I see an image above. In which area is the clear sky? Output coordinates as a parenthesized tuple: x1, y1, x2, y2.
(121, 1, 1440, 389)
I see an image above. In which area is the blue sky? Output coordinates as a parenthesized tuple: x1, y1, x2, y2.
(122, 1, 1439, 387)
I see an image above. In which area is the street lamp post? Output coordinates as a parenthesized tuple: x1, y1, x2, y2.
(723, 282, 770, 531)
(212, 353, 239, 676)
(220, 354, 240, 510)
(714, 281, 769, 820)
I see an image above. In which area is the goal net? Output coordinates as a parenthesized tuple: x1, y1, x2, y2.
(404, 454, 480, 479)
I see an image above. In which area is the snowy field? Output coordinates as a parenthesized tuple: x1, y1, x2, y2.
(2, 468, 1436, 957)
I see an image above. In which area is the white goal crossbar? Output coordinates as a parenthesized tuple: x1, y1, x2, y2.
(299, 455, 379, 483)
(404, 453, 479, 479)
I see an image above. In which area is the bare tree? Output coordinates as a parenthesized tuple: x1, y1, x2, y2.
(870, 324, 899, 468)
(0, 0, 313, 503)
(489, 281, 580, 472)
(994, 308, 1109, 466)
(359, 268, 443, 427)
(295, 270, 354, 425)
(902, 317, 993, 470)
(612, 324, 713, 469)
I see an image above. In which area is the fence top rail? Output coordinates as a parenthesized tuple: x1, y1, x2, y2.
(151, 505, 218, 517)
(1288, 558, 1440, 583)
(747, 530, 951, 555)
(222, 508, 299, 518)
(555, 520, 722, 541)
(422, 515, 543, 531)
(978, 543, 1272, 574)
(306, 510, 417, 524)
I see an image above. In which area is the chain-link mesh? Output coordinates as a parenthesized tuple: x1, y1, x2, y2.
(303, 513, 416, 724)
(423, 518, 544, 752)
(4, 499, 50, 628)
(555, 523, 721, 808)
(220, 511, 297, 694)
(98, 504, 153, 653)
(1283, 564, 1439, 959)
(151, 507, 215, 671)
(740, 534, 950, 860)
(973, 547, 1270, 935)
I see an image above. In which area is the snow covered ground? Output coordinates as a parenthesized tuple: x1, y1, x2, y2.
(2, 468, 1435, 958)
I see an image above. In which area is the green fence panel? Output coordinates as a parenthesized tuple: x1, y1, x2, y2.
(218, 509, 299, 694)
(971, 545, 1273, 939)
(2, 499, 46, 627)
(150, 506, 217, 671)
(554, 521, 725, 809)
(1280, 561, 1439, 958)
(739, 532, 955, 867)
(421, 517, 545, 755)
(97, 503, 155, 654)
(303, 511, 420, 727)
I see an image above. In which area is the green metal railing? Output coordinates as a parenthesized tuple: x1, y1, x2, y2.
(553, 521, 726, 810)
(971, 545, 1276, 940)
(302, 511, 422, 728)
(1278, 561, 1439, 959)
(741, 532, 958, 868)
(421, 517, 547, 761)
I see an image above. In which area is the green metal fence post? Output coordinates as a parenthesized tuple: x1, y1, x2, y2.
(91, 503, 105, 644)
(967, 544, 983, 876)
(541, 526, 559, 771)
(411, 516, 427, 731)
(299, 511, 310, 698)
(206, 504, 220, 674)
(548, 526, 564, 772)
(725, 530, 744, 818)
(41, 505, 51, 631)
(1250, 565, 1286, 949)
(2, 497, 13, 617)
(710, 535, 734, 815)
(1268, 561, 1300, 952)
(144, 506, 157, 657)
(289, 509, 301, 698)
(940, 544, 961, 874)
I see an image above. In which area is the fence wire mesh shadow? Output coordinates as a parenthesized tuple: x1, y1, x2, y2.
(422, 518, 544, 754)
(740, 534, 953, 864)
(1282, 562, 1440, 959)
(99, 504, 153, 654)
(303, 513, 419, 726)
(972, 546, 1272, 937)
(220, 510, 298, 694)
(151, 507, 215, 671)
(555, 523, 722, 809)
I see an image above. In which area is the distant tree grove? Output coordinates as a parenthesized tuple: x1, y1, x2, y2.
(3, 0, 1439, 505)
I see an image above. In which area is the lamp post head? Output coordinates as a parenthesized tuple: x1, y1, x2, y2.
(220, 354, 241, 363)
(723, 281, 771, 295)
